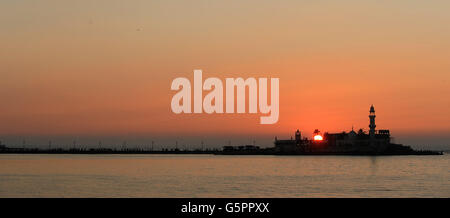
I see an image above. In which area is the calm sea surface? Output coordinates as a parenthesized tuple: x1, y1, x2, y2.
(0, 154, 449, 197)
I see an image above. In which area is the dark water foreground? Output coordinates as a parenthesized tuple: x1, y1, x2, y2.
(0, 154, 449, 197)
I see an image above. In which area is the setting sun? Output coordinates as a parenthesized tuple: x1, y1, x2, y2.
(314, 135, 323, 141)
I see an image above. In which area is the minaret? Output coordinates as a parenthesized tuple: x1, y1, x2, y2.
(295, 129, 301, 144)
(369, 105, 376, 137)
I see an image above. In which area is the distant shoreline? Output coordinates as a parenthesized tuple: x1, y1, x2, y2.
(0, 148, 444, 156)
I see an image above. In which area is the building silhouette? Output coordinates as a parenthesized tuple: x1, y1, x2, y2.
(274, 105, 398, 154)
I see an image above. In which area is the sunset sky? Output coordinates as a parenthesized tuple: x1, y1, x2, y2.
(1, 0, 449, 148)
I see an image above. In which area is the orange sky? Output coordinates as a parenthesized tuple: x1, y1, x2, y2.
(1, 1, 449, 147)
